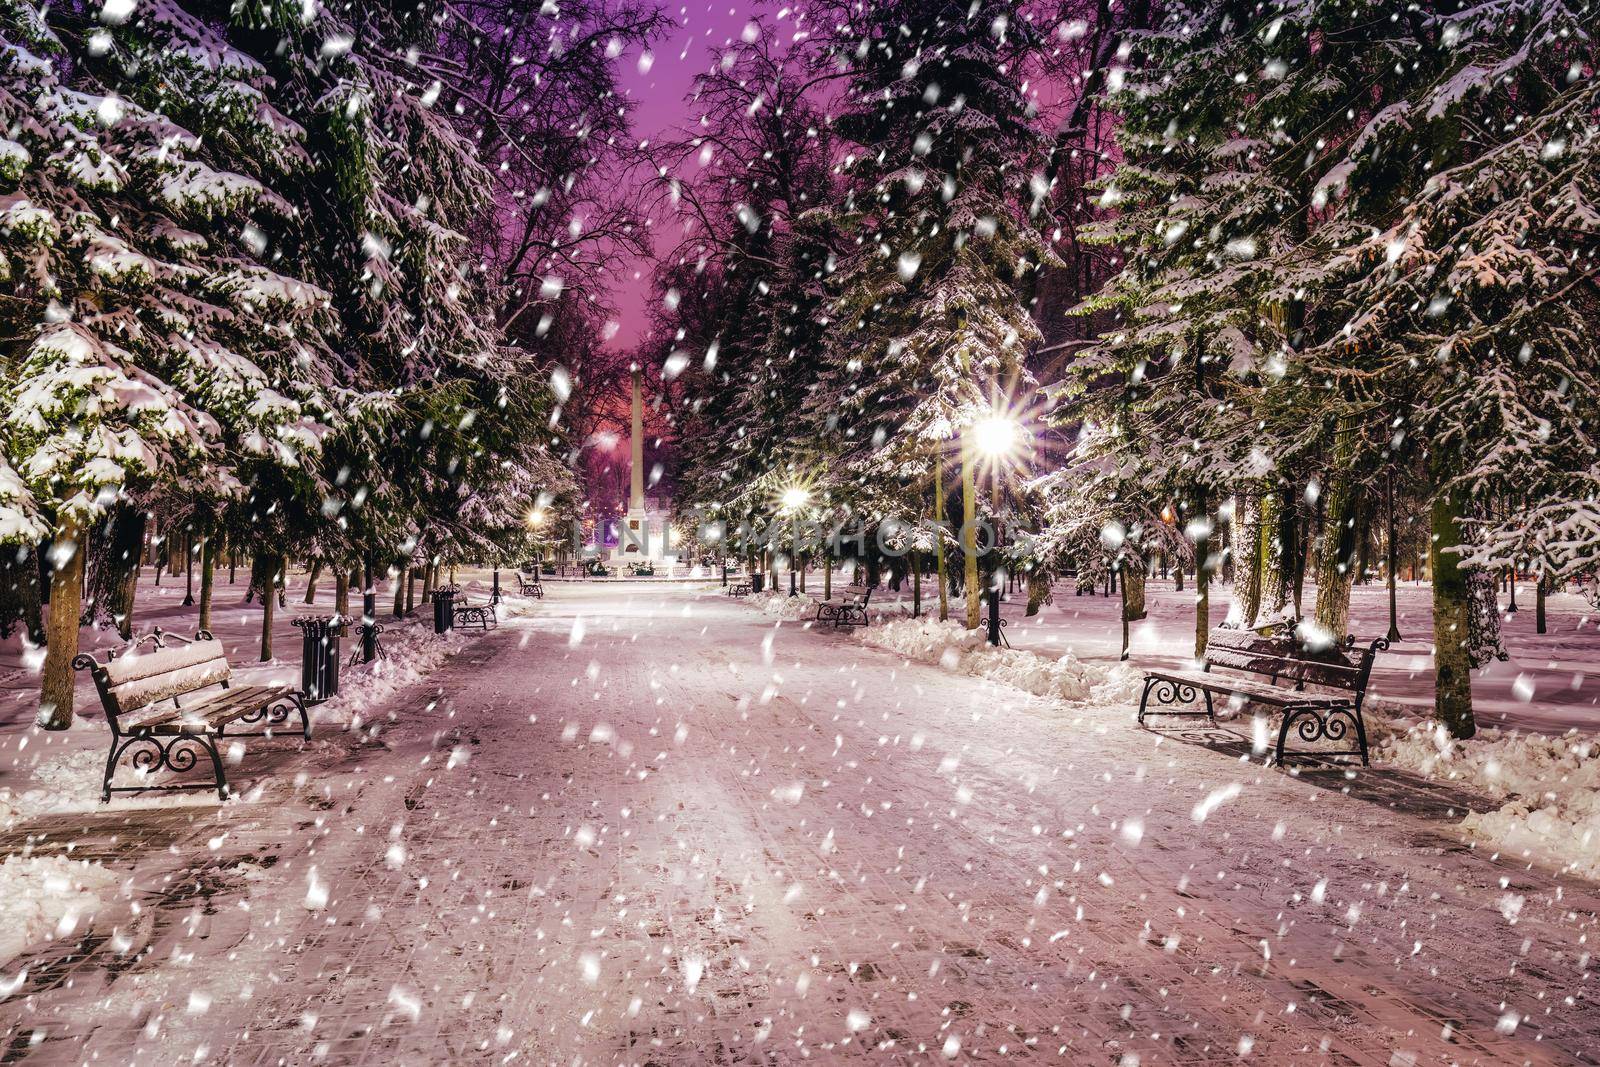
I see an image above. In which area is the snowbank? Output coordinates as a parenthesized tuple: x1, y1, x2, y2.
(0, 855, 124, 969)
(311, 621, 470, 727)
(1377, 720, 1600, 879)
(754, 591, 820, 622)
(861, 616, 1146, 707)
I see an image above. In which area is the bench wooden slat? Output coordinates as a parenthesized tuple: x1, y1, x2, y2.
(125, 685, 297, 733)
(1143, 668, 1342, 707)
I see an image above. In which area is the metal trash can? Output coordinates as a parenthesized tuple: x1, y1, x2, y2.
(433, 586, 457, 633)
(293, 615, 345, 704)
(751, 572, 764, 594)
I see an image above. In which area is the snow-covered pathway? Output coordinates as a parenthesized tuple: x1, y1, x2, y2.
(4, 583, 1597, 1065)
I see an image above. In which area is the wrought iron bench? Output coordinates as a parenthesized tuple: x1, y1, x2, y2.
(434, 584, 497, 631)
(815, 587, 873, 629)
(1138, 626, 1389, 765)
(74, 629, 309, 801)
(516, 571, 544, 598)
(727, 582, 752, 598)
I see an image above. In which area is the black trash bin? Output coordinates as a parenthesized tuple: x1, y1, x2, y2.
(751, 572, 764, 594)
(433, 586, 457, 633)
(293, 615, 345, 704)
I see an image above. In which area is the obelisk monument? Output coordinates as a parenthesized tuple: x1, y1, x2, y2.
(614, 365, 657, 561)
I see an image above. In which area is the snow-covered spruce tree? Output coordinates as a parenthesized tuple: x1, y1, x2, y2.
(1030, 419, 1192, 656)
(221, 0, 569, 589)
(654, 27, 840, 536)
(804, 0, 1060, 628)
(1053, 0, 1327, 651)
(1, 0, 340, 724)
(1290, 0, 1600, 738)
(1075, 0, 1598, 736)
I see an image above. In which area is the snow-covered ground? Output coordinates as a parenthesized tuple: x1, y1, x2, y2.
(3, 581, 1593, 1063)
(741, 573, 1600, 889)
(0, 567, 529, 967)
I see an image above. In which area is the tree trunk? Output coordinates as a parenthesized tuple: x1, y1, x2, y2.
(1194, 490, 1211, 657)
(1385, 481, 1402, 642)
(935, 463, 949, 622)
(199, 529, 216, 632)
(247, 553, 273, 604)
(256, 556, 281, 662)
(1313, 436, 1360, 641)
(39, 516, 86, 729)
(392, 567, 406, 618)
(1429, 488, 1476, 739)
(303, 558, 323, 605)
(1123, 560, 1147, 622)
(1536, 570, 1547, 634)
(1292, 512, 1311, 619)
(911, 551, 921, 617)
(1120, 565, 1132, 662)
(961, 434, 979, 629)
(824, 551, 832, 601)
(1230, 488, 1263, 627)
(335, 568, 350, 617)
(405, 566, 416, 615)
(1258, 486, 1292, 623)
(1466, 566, 1508, 667)
(82, 503, 146, 637)
(183, 531, 195, 606)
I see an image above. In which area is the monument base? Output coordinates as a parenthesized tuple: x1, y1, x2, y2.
(609, 507, 669, 565)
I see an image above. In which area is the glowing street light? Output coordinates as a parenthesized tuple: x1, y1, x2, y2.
(973, 415, 1019, 458)
(780, 485, 811, 596)
(970, 412, 1022, 647)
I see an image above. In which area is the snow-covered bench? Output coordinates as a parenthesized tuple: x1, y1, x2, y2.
(727, 582, 752, 598)
(516, 571, 543, 598)
(815, 587, 873, 629)
(1137, 627, 1390, 766)
(74, 629, 310, 802)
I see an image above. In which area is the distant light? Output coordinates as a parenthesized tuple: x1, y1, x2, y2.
(782, 487, 810, 510)
(528, 510, 546, 527)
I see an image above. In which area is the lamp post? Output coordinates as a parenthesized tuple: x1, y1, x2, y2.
(782, 486, 810, 597)
(973, 415, 1020, 647)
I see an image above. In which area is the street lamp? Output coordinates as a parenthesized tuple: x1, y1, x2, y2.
(973, 416, 1018, 460)
(782, 486, 810, 597)
(973, 414, 1020, 646)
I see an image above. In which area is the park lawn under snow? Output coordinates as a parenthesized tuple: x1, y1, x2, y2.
(0, 571, 529, 969)
(766, 592, 1600, 887)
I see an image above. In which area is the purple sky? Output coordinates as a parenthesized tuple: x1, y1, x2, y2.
(608, 3, 800, 350)
(605, 4, 1072, 350)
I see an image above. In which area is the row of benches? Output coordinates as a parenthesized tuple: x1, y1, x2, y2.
(72, 579, 535, 801)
